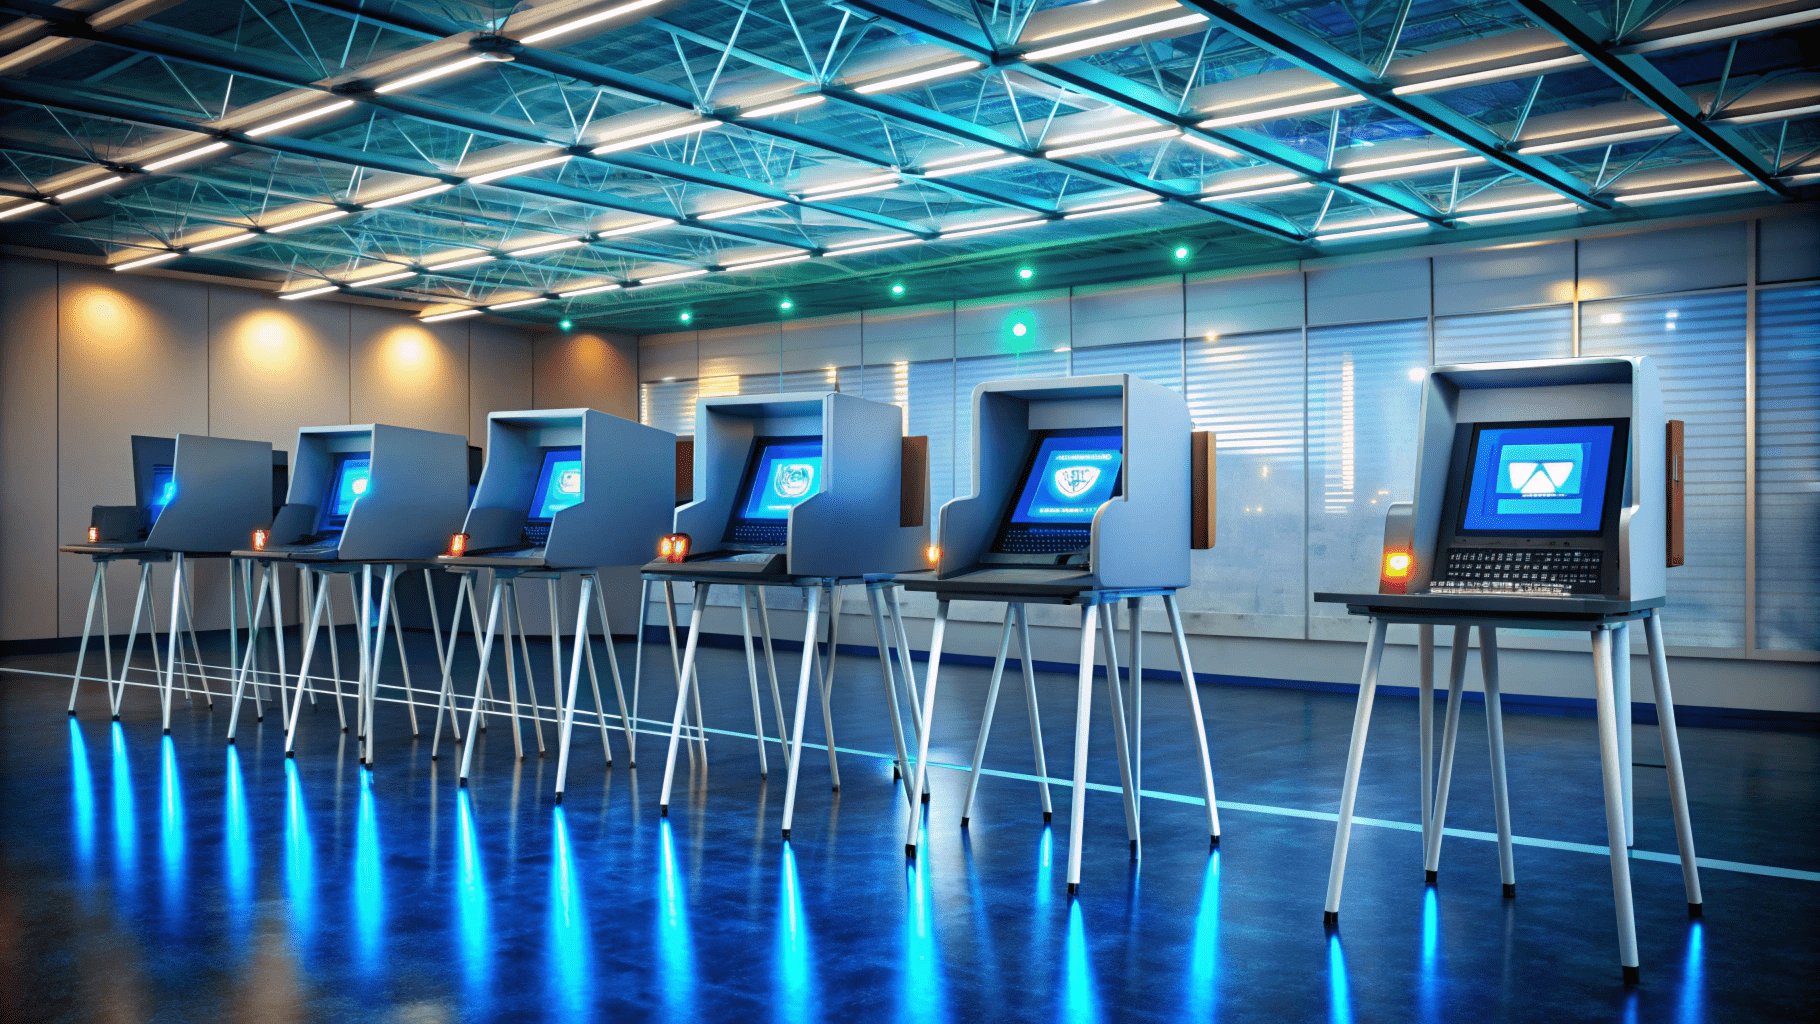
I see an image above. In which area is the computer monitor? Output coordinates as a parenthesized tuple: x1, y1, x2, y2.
(1457, 419, 1628, 536)
(992, 427, 1124, 555)
(148, 464, 175, 524)
(319, 453, 372, 531)
(723, 435, 824, 546)
(520, 446, 582, 546)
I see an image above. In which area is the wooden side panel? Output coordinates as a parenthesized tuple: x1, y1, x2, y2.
(675, 436, 694, 506)
(1191, 430, 1216, 549)
(900, 435, 928, 527)
(1666, 419, 1685, 568)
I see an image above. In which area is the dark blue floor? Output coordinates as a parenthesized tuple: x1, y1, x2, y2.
(2, 627, 1816, 1022)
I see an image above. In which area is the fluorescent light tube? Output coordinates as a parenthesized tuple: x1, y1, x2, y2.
(505, 238, 586, 257)
(143, 142, 228, 172)
(0, 201, 46, 220)
(422, 308, 481, 322)
(54, 176, 122, 200)
(1048, 121, 1168, 146)
(489, 296, 547, 310)
(1516, 126, 1678, 155)
(1046, 127, 1180, 159)
(921, 155, 1024, 178)
(114, 251, 180, 271)
(640, 268, 708, 284)
(1340, 145, 1464, 169)
(800, 174, 897, 196)
(697, 200, 784, 221)
(280, 284, 339, 299)
(593, 121, 716, 154)
(940, 216, 1044, 240)
(1314, 221, 1431, 242)
(1392, 55, 1587, 95)
(1064, 198, 1161, 219)
(186, 231, 257, 252)
(1180, 135, 1239, 158)
(1337, 155, 1483, 183)
(1199, 95, 1363, 129)
(365, 183, 453, 209)
(1713, 102, 1820, 126)
(1201, 170, 1300, 192)
(267, 209, 349, 234)
(355, 270, 417, 285)
(519, 0, 665, 45)
(1456, 203, 1579, 225)
(1453, 193, 1570, 213)
(1022, 13, 1208, 62)
(558, 282, 622, 297)
(1201, 180, 1315, 202)
(925, 149, 1011, 169)
(855, 60, 981, 95)
(1613, 181, 1763, 204)
(822, 235, 919, 257)
(596, 218, 673, 237)
(422, 253, 494, 271)
(376, 57, 484, 94)
(467, 154, 572, 185)
(722, 253, 812, 271)
(741, 95, 824, 118)
(246, 100, 354, 137)
(803, 181, 897, 201)
(1624, 9, 1820, 52)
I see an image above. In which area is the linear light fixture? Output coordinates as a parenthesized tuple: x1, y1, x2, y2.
(489, 296, 547, 310)
(592, 120, 716, 154)
(1180, 134, 1240, 159)
(741, 95, 824, 118)
(280, 284, 339, 299)
(1613, 180, 1763, 204)
(143, 142, 229, 172)
(422, 308, 481, 322)
(1340, 145, 1464, 169)
(422, 253, 495, 271)
(1338, 155, 1483, 183)
(365, 183, 453, 209)
(1314, 220, 1431, 243)
(54, 176, 122, 201)
(505, 238, 586, 257)
(558, 282, 623, 298)
(823, 235, 920, 257)
(921, 154, 1025, 178)
(1516, 126, 1678, 155)
(0, 201, 46, 220)
(1456, 203, 1579, 225)
(721, 253, 812, 271)
(1453, 192, 1569, 213)
(1392, 55, 1588, 95)
(1022, 13, 1209, 63)
(187, 231, 259, 252)
(354, 270, 417, 286)
(803, 181, 897, 201)
(1048, 120, 1168, 146)
(855, 60, 982, 95)
(115, 251, 180, 271)
(1064, 198, 1162, 219)
(1201, 170, 1300, 193)
(1198, 95, 1363, 129)
(697, 200, 784, 221)
(1201, 180, 1315, 202)
(267, 209, 349, 234)
(925, 148, 1011, 169)
(1713, 102, 1820, 126)
(1623, 8, 1820, 53)
(800, 174, 897, 197)
(376, 57, 484, 94)
(246, 100, 354, 137)
(519, 0, 666, 45)
(939, 216, 1045, 240)
(596, 218, 674, 237)
(1045, 127, 1180, 160)
(640, 268, 709, 284)
(467, 154, 572, 185)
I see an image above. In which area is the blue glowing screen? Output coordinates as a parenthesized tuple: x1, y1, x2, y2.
(529, 447, 583, 521)
(149, 464, 175, 522)
(330, 455, 371, 518)
(739, 440, 823, 520)
(1009, 429, 1123, 524)
(1461, 423, 1618, 533)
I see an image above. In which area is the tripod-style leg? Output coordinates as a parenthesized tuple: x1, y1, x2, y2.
(1015, 604, 1054, 820)
(738, 585, 770, 777)
(99, 568, 115, 710)
(422, 570, 452, 744)
(323, 576, 345, 726)
(111, 563, 153, 719)
(225, 566, 271, 739)
(780, 586, 824, 840)
(663, 582, 705, 766)
(1128, 597, 1144, 825)
(1418, 624, 1435, 868)
(548, 578, 564, 753)
(590, 576, 636, 766)
(867, 584, 915, 807)
(432, 573, 473, 758)
(960, 606, 1016, 827)
(1163, 594, 1219, 845)
(283, 578, 332, 756)
(364, 565, 397, 766)
(1614, 621, 1633, 847)
(268, 564, 289, 730)
(178, 574, 211, 707)
(816, 585, 843, 790)
(67, 561, 105, 714)
(1064, 606, 1100, 893)
(160, 554, 186, 733)
(508, 582, 546, 755)
(355, 566, 372, 743)
(658, 585, 712, 814)
(457, 581, 507, 783)
(1646, 613, 1703, 915)
(555, 575, 596, 802)
(1322, 617, 1388, 923)
(1481, 626, 1515, 896)
(754, 587, 787, 750)
(1425, 626, 1470, 878)
(1098, 603, 1140, 857)
(577, 591, 613, 766)
(389, 580, 420, 737)
(1592, 626, 1641, 983)
(500, 583, 526, 760)
(630, 579, 653, 767)
(886, 587, 923, 743)
(902, 599, 949, 855)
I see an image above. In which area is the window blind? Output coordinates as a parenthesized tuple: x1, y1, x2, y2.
(1067, 339, 1184, 392)
(1433, 306, 1573, 364)
(1754, 284, 1820, 651)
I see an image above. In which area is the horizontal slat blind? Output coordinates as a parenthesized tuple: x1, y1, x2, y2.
(1433, 306, 1572, 364)
(639, 379, 698, 436)
(1755, 284, 1820, 651)
(1068, 339, 1184, 392)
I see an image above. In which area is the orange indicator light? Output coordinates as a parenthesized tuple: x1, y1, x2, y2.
(252, 528, 269, 552)
(87, 526, 99, 543)
(926, 544, 941, 564)
(448, 532, 469, 557)
(659, 533, 691, 562)
(1384, 551, 1410, 577)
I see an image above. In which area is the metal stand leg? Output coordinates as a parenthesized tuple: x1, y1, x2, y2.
(389, 586, 420, 737)
(1425, 626, 1469, 877)
(1015, 604, 1054, 821)
(355, 565, 372, 744)
(1614, 621, 1633, 847)
(754, 587, 788, 757)
(555, 575, 596, 803)
(1645, 612, 1703, 915)
(269, 564, 290, 731)
(663, 582, 706, 766)
(226, 566, 272, 740)
(780, 586, 826, 840)
(866, 584, 916, 807)
(548, 579, 565, 755)
(457, 580, 508, 784)
(816, 585, 842, 791)
(1098, 603, 1141, 858)
(1481, 626, 1515, 897)
(589, 577, 637, 767)
(1591, 626, 1641, 983)
(1163, 594, 1219, 845)
(960, 606, 1016, 827)
(283, 577, 332, 756)
(658, 585, 712, 815)
(67, 561, 106, 714)
(178, 578, 211, 707)
(1127, 597, 1143, 827)
(631, 579, 652, 767)
(1064, 605, 1100, 894)
(160, 554, 187, 734)
(500, 583, 526, 760)
(1322, 617, 1388, 923)
(1418, 624, 1435, 869)
(902, 598, 949, 855)
(111, 562, 153, 719)
(737, 585, 770, 777)
(508, 582, 546, 756)
(432, 573, 472, 759)
(100, 569, 114, 710)
(364, 564, 398, 767)
(320, 576, 344, 726)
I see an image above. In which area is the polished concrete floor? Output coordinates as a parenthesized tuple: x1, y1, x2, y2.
(1, 625, 1816, 1023)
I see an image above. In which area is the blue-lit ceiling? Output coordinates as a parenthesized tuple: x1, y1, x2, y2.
(0, 0, 1813, 331)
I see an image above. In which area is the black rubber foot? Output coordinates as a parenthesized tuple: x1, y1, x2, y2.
(111, 715, 120, 721)
(781, 828, 790, 840)
(1689, 902, 1703, 918)
(1323, 911, 1339, 926)
(67, 710, 75, 717)
(207, 703, 214, 710)
(893, 767, 900, 780)
(1130, 839, 1139, 857)
(341, 727, 348, 733)
(832, 784, 840, 792)
(1503, 883, 1516, 898)
(1044, 811, 1053, 823)
(1067, 882, 1079, 895)
(554, 793, 563, 804)
(1622, 966, 1639, 986)
(431, 754, 438, 761)
(256, 715, 264, 722)
(163, 728, 170, 735)
(961, 817, 970, 828)
(286, 751, 295, 759)
(538, 751, 546, 759)
(1209, 834, 1220, 848)
(921, 791, 929, 804)
(905, 844, 917, 858)
(1426, 870, 1438, 884)
(458, 778, 468, 787)
(629, 762, 636, 769)
(660, 804, 668, 816)
(607, 761, 615, 768)
(226, 737, 236, 745)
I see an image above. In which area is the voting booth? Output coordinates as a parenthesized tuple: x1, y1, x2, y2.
(222, 424, 469, 764)
(448, 409, 674, 790)
(893, 374, 1220, 890)
(59, 433, 276, 731)
(645, 390, 929, 838)
(1312, 356, 1698, 982)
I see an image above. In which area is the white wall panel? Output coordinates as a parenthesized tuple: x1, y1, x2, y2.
(697, 321, 780, 377)
(1307, 257, 1430, 326)
(349, 307, 468, 437)
(1185, 268, 1302, 337)
(0, 259, 60, 641)
(472, 321, 538, 438)
(1758, 212, 1820, 284)
(208, 287, 351, 451)
(782, 312, 860, 371)
(531, 329, 632, 419)
(1578, 222, 1746, 298)
(1071, 276, 1183, 347)
(861, 302, 953, 364)
(1433, 241, 1574, 314)
(638, 331, 698, 382)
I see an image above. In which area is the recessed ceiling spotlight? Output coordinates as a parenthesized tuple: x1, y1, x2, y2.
(1173, 245, 1191, 261)
(890, 283, 905, 296)
(679, 311, 693, 322)
(1017, 266, 1034, 280)
(779, 299, 794, 311)
(560, 319, 574, 331)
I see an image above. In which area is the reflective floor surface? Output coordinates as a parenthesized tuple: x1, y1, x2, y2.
(1, 628, 1816, 1022)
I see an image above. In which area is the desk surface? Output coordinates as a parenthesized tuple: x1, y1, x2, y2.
(1315, 591, 1663, 631)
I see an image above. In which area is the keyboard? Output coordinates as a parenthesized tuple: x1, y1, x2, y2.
(522, 521, 550, 546)
(727, 521, 787, 546)
(1430, 547, 1604, 596)
(994, 523, 1090, 555)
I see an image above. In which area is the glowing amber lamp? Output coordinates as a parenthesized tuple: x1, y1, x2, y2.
(252, 528, 269, 552)
(448, 532, 469, 557)
(1383, 551, 1410, 577)
(87, 526, 99, 543)
(659, 533, 691, 563)
(926, 544, 940, 564)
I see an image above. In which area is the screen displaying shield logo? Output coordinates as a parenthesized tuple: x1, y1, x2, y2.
(558, 468, 582, 494)
(1052, 465, 1101, 500)
(774, 462, 816, 499)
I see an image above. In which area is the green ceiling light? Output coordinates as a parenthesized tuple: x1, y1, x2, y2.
(1173, 245, 1191, 261)
(1012, 322, 1028, 337)
(559, 318, 574, 331)
(890, 283, 905, 296)
(1017, 266, 1034, 280)
(679, 311, 693, 323)
(779, 299, 794, 311)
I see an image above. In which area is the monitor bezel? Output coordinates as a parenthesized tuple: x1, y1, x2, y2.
(1452, 417, 1630, 539)
(318, 451, 373, 531)
(722, 434, 824, 540)
(525, 445, 584, 524)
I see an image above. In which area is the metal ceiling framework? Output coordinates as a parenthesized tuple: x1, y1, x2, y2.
(0, 0, 1812, 331)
